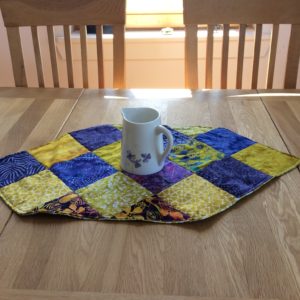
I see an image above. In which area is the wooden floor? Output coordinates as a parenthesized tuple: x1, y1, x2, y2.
(0, 88, 299, 300)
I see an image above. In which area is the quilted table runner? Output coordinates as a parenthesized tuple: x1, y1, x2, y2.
(0, 125, 299, 223)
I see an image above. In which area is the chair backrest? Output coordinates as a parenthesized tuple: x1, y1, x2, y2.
(0, 0, 126, 88)
(183, 0, 300, 89)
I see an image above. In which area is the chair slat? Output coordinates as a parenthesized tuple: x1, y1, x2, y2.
(185, 24, 198, 89)
(31, 26, 44, 87)
(113, 24, 125, 89)
(236, 24, 246, 89)
(63, 25, 74, 88)
(6, 27, 27, 87)
(96, 25, 104, 88)
(266, 24, 279, 89)
(47, 26, 59, 87)
(79, 25, 88, 88)
(284, 24, 300, 89)
(251, 24, 262, 89)
(183, 0, 300, 25)
(205, 24, 214, 89)
(221, 24, 229, 89)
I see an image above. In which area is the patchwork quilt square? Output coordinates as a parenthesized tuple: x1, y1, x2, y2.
(29, 134, 88, 168)
(195, 128, 256, 156)
(158, 174, 237, 220)
(0, 151, 45, 188)
(124, 160, 192, 194)
(197, 157, 272, 198)
(173, 126, 213, 137)
(40, 192, 102, 219)
(114, 195, 190, 222)
(163, 126, 191, 146)
(50, 153, 117, 190)
(0, 170, 71, 214)
(232, 143, 300, 176)
(94, 140, 121, 170)
(169, 139, 224, 172)
(77, 172, 152, 217)
(70, 125, 122, 151)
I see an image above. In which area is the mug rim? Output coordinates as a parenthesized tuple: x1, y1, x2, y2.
(122, 107, 160, 125)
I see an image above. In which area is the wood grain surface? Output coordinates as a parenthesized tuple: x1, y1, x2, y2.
(0, 289, 280, 300)
(0, 88, 299, 300)
(259, 90, 300, 157)
(0, 0, 126, 26)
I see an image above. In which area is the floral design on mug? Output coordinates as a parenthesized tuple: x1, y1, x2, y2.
(127, 151, 151, 168)
(141, 153, 151, 163)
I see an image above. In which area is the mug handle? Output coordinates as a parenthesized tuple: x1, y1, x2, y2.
(156, 125, 174, 165)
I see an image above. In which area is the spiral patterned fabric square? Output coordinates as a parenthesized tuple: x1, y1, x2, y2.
(0, 124, 299, 223)
(0, 151, 45, 188)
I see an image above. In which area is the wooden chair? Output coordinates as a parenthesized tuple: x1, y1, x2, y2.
(183, 0, 300, 89)
(0, 0, 126, 88)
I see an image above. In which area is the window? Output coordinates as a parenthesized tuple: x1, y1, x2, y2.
(126, 0, 183, 29)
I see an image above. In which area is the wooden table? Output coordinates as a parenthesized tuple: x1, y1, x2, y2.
(0, 88, 299, 300)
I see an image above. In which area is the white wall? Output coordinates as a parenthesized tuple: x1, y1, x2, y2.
(0, 10, 299, 89)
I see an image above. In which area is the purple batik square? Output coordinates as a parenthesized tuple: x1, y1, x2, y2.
(197, 157, 272, 198)
(70, 125, 122, 151)
(124, 160, 192, 194)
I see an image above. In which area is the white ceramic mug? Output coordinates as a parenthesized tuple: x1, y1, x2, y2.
(121, 107, 173, 175)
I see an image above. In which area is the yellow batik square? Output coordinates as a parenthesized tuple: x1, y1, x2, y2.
(113, 124, 123, 131)
(173, 126, 213, 137)
(29, 134, 88, 168)
(93, 141, 121, 170)
(232, 143, 300, 176)
(158, 174, 237, 220)
(77, 172, 152, 217)
(0, 170, 71, 214)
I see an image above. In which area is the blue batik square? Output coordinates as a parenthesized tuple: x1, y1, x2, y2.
(0, 151, 45, 188)
(163, 125, 191, 146)
(195, 128, 256, 156)
(50, 152, 117, 191)
(124, 160, 192, 194)
(70, 125, 122, 151)
(197, 157, 272, 198)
